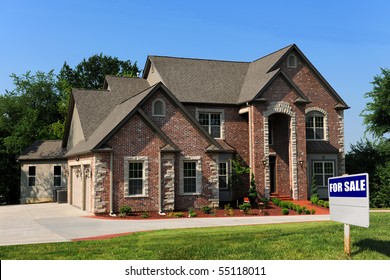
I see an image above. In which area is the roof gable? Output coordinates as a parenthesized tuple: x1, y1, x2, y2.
(271, 44, 349, 109)
(66, 82, 225, 157)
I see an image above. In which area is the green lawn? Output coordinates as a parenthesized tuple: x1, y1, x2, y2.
(1, 213, 389, 260)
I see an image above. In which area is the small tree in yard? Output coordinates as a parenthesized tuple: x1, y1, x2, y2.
(248, 173, 258, 206)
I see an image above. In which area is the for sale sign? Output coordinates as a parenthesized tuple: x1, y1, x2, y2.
(328, 173, 369, 228)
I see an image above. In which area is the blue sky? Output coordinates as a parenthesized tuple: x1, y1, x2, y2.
(1, 0, 389, 150)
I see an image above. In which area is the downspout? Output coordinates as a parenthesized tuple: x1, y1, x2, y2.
(109, 152, 116, 216)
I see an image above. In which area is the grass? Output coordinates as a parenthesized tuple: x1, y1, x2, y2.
(0, 213, 389, 260)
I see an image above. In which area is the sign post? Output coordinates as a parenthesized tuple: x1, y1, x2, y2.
(328, 173, 369, 255)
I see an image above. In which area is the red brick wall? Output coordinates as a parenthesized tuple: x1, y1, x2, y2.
(107, 113, 165, 212)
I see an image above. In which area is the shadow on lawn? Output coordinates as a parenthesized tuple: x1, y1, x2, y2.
(353, 238, 390, 258)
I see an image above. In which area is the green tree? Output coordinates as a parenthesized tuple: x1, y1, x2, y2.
(58, 53, 139, 89)
(361, 68, 390, 139)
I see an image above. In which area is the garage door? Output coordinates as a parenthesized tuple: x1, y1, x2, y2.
(71, 166, 82, 209)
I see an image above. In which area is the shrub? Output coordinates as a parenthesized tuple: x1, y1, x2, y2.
(311, 209, 316, 215)
(224, 204, 234, 216)
(239, 202, 252, 215)
(296, 206, 303, 214)
(310, 196, 319, 205)
(119, 205, 132, 216)
(168, 212, 185, 218)
(141, 211, 150, 218)
(201, 206, 212, 214)
(282, 208, 289, 215)
(271, 198, 282, 206)
(305, 209, 311, 215)
(323, 201, 330, 208)
(188, 208, 197, 218)
(317, 200, 324, 207)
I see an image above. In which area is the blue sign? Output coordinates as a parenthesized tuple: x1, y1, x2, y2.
(328, 174, 368, 198)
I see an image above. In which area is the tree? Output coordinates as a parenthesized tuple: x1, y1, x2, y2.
(58, 53, 140, 90)
(0, 71, 61, 154)
(361, 68, 390, 139)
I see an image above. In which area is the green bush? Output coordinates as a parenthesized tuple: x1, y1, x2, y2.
(310, 196, 319, 205)
(201, 206, 212, 214)
(188, 208, 197, 218)
(119, 205, 132, 216)
(296, 206, 303, 214)
(141, 211, 150, 218)
(239, 202, 252, 215)
(323, 201, 329, 208)
(311, 209, 316, 215)
(282, 208, 289, 215)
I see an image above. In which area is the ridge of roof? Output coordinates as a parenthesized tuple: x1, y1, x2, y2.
(148, 55, 249, 64)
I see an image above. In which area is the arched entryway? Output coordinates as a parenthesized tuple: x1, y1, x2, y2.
(263, 101, 298, 200)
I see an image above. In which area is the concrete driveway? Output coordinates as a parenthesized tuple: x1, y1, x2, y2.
(0, 203, 331, 246)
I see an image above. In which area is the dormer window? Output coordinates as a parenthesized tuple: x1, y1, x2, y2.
(287, 54, 297, 68)
(152, 99, 166, 116)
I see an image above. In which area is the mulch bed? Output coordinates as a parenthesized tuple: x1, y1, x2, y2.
(93, 201, 329, 220)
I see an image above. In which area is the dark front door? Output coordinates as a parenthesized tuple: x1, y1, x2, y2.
(269, 155, 276, 193)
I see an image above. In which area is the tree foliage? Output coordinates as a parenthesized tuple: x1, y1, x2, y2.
(361, 68, 390, 139)
(346, 138, 390, 207)
(58, 53, 139, 89)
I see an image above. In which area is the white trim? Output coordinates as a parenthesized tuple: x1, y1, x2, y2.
(124, 156, 149, 197)
(195, 108, 225, 140)
(218, 161, 230, 190)
(305, 107, 328, 141)
(179, 156, 202, 195)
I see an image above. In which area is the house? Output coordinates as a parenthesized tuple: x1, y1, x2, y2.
(18, 140, 67, 203)
(19, 44, 349, 214)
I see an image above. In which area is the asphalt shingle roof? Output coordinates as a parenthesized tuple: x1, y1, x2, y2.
(18, 140, 66, 160)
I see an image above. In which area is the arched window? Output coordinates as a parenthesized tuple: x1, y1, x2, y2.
(287, 54, 297, 68)
(306, 111, 325, 140)
(152, 99, 165, 116)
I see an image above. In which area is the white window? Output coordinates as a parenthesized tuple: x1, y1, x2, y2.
(152, 99, 165, 116)
(199, 112, 221, 138)
(287, 54, 297, 68)
(180, 156, 201, 194)
(306, 112, 324, 140)
(28, 166, 36, 187)
(124, 156, 149, 197)
(313, 161, 334, 188)
(218, 162, 229, 189)
(54, 166, 61, 187)
(183, 161, 197, 193)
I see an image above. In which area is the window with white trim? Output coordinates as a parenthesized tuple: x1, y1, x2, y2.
(199, 112, 221, 138)
(28, 166, 36, 187)
(54, 166, 61, 187)
(313, 161, 334, 188)
(124, 156, 148, 197)
(152, 99, 165, 116)
(180, 156, 201, 194)
(128, 162, 144, 195)
(183, 161, 197, 193)
(306, 112, 325, 140)
(218, 162, 229, 189)
(287, 54, 297, 68)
